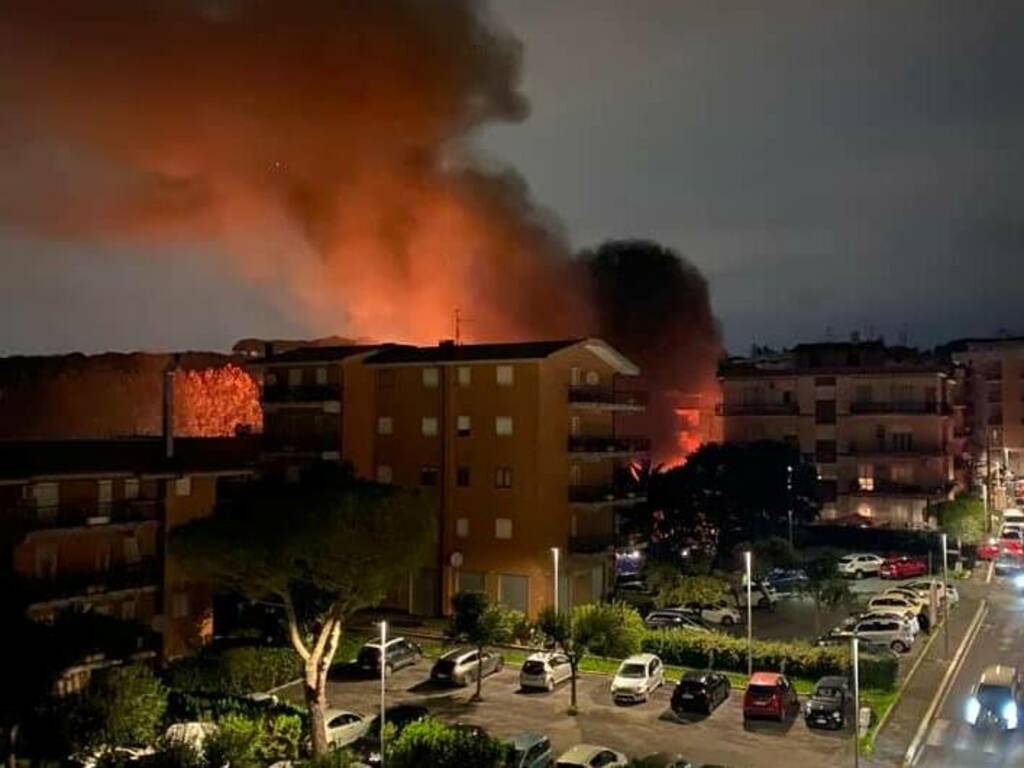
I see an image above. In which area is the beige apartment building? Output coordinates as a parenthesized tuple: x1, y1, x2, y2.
(719, 341, 961, 528)
(258, 338, 648, 617)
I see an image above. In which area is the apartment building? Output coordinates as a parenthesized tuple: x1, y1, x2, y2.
(719, 341, 961, 528)
(0, 436, 257, 671)
(948, 336, 1024, 508)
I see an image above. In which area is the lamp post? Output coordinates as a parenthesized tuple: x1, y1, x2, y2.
(379, 620, 387, 768)
(852, 632, 860, 768)
(787, 464, 794, 547)
(744, 550, 753, 677)
(941, 533, 950, 659)
(551, 547, 560, 614)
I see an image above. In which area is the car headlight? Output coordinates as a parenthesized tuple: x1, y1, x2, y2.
(1004, 701, 1018, 729)
(832, 711, 842, 720)
(1014, 574, 1024, 589)
(966, 697, 981, 725)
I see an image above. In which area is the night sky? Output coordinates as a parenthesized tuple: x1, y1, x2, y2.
(1, 0, 1022, 355)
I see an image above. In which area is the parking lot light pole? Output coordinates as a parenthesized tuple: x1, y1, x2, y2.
(380, 620, 387, 768)
(744, 550, 753, 677)
(551, 547, 560, 614)
(941, 533, 950, 659)
(852, 632, 860, 768)
(787, 464, 794, 547)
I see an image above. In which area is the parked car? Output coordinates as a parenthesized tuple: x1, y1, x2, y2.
(858, 609, 920, 636)
(994, 552, 1024, 577)
(977, 539, 1001, 561)
(803, 676, 852, 730)
(903, 579, 946, 604)
(742, 672, 799, 721)
(323, 709, 369, 748)
(356, 637, 422, 676)
(735, 582, 779, 610)
(555, 744, 628, 768)
(430, 647, 504, 686)
(611, 653, 665, 704)
(636, 754, 693, 768)
(763, 568, 809, 595)
(853, 616, 916, 653)
(520, 651, 573, 692)
(351, 704, 429, 767)
(505, 732, 554, 768)
(644, 610, 712, 632)
(882, 587, 929, 609)
(879, 556, 928, 579)
(678, 600, 742, 626)
(866, 594, 921, 618)
(671, 670, 730, 715)
(816, 632, 898, 657)
(838, 553, 883, 579)
(965, 665, 1021, 730)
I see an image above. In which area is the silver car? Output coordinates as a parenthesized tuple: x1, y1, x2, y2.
(520, 651, 573, 691)
(430, 647, 504, 686)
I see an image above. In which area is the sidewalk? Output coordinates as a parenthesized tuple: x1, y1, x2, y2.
(866, 578, 984, 767)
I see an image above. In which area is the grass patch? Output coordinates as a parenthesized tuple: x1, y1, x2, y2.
(857, 687, 900, 756)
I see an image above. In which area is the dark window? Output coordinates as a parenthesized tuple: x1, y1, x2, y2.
(815, 376, 836, 386)
(494, 466, 513, 488)
(819, 479, 838, 503)
(801, 452, 815, 464)
(456, 466, 470, 487)
(376, 369, 396, 389)
(782, 390, 793, 404)
(815, 399, 836, 424)
(815, 440, 837, 463)
(420, 466, 439, 486)
(783, 434, 798, 448)
(892, 432, 913, 452)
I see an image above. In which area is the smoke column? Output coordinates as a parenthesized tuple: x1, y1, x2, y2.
(0, 0, 590, 342)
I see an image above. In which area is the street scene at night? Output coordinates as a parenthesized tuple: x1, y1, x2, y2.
(1, 1, 1023, 767)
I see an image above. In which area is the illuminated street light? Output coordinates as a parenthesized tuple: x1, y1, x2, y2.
(551, 547, 560, 614)
(379, 620, 387, 768)
(744, 550, 752, 677)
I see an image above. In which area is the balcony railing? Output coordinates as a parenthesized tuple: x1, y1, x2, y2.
(568, 387, 648, 409)
(848, 401, 948, 415)
(14, 500, 161, 531)
(716, 402, 799, 416)
(844, 444, 946, 457)
(569, 485, 646, 505)
(568, 533, 617, 554)
(262, 384, 340, 403)
(568, 436, 651, 455)
(26, 559, 160, 605)
(846, 481, 951, 497)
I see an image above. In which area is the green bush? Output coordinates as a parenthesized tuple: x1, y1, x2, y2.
(858, 652, 899, 691)
(68, 663, 168, 752)
(386, 717, 508, 768)
(203, 713, 261, 768)
(571, 602, 645, 658)
(164, 646, 301, 696)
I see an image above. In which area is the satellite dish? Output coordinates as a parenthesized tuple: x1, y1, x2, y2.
(449, 551, 464, 568)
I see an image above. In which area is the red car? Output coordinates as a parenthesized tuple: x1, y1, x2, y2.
(977, 536, 1024, 561)
(879, 556, 927, 579)
(743, 672, 799, 721)
(977, 540, 1001, 561)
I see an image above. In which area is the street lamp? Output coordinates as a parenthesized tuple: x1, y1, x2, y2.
(379, 620, 387, 768)
(551, 547, 560, 614)
(744, 550, 753, 677)
(787, 464, 794, 548)
(852, 632, 860, 768)
(941, 533, 950, 659)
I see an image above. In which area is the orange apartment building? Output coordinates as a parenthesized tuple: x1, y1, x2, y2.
(258, 338, 648, 617)
(0, 437, 257, 672)
(719, 341, 963, 528)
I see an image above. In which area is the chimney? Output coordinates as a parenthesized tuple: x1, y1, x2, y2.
(163, 367, 175, 460)
(438, 339, 456, 349)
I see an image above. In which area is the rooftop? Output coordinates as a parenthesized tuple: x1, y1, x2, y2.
(364, 339, 580, 364)
(720, 340, 950, 378)
(262, 344, 383, 364)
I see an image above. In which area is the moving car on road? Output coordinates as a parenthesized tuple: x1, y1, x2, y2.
(644, 610, 712, 632)
(356, 637, 422, 676)
(430, 647, 504, 686)
(611, 653, 665, 704)
(505, 732, 554, 768)
(804, 676, 852, 730)
(555, 744, 628, 768)
(520, 651, 572, 692)
(879, 556, 927, 579)
(966, 665, 1022, 731)
(742, 672, 799, 721)
(671, 670, 731, 715)
(994, 552, 1024, 577)
(838, 553, 884, 579)
(677, 600, 742, 626)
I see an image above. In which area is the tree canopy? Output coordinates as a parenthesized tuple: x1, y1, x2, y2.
(931, 492, 986, 542)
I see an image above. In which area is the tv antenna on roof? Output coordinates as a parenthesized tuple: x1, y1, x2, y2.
(454, 308, 472, 345)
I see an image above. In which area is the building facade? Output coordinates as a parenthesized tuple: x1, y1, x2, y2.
(719, 342, 961, 528)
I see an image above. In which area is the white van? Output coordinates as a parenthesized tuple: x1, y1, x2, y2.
(1003, 508, 1024, 527)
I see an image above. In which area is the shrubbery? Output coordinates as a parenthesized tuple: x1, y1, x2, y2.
(386, 717, 508, 768)
(164, 646, 301, 696)
(67, 664, 168, 754)
(571, 602, 645, 658)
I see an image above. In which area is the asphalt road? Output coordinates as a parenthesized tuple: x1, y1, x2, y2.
(291, 658, 856, 768)
(913, 572, 1024, 767)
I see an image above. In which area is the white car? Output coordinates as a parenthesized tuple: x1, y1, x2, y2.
(867, 595, 921, 619)
(883, 587, 929, 610)
(324, 709, 369, 748)
(610, 653, 665, 704)
(854, 616, 916, 653)
(903, 579, 946, 604)
(555, 744, 628, 768)
(839, 554, 884, 579)
(678, 600, 742, 626)
(520, 651, 573, 691)
(860, 610, 920, 637)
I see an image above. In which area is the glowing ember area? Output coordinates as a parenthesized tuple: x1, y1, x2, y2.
(174, 365, 261, 437)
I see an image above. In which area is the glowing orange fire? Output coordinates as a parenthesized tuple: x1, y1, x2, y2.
(174, 364, 262, 437)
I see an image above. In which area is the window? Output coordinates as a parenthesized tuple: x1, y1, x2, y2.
(124, 478, 139, 500)
(569, 464, 582, 486)
(585, 370, 600, 386)
(892, 431, 913, 452)
(495, 416, 514, 436)
(376, 416, 394, 435)
(815, 399, 836, 424)
(285, 465, 301, 483)
(288, 368, 302, 387)
(121, 599, 137, 621)
(97, 480, 113, 505)
(782, 390, 793, 404)
(858, 464, 875, 491)
(495, 518, 513, 539)
(376, 465, 393, 484)
(819, 479, 838, 503)
(496, 365, 514, 386)
(422, 367, 439, 388)
(815, 376, 836, 386)
(457, 366, 471, 387)
(421, 416, 438, 436)
(495, 467, 513, 488)
(265, 372, 278, 386)
(890, 384, 913, 403)
(854, 385, 872, 403)
(376, 369, 395, 389)
(420, 466, 439, 486)
(315, 367, 328, 385)
(123, 536, 140, 565)
(570, 415, 581, 437)
(891, 464, 914, 484)
(174, 476, 192, 496)
(455, 517, 469, 538)
(459, 570, 484, 593)
(172, 592, 190, 619)
(32, 482, 59, 507)
(570, 367, 581, 386)
(457, 415, 471, 437)
(815, 440, 837, 463)
(456, 466, 470, 487)
(498, 573, 527, 613)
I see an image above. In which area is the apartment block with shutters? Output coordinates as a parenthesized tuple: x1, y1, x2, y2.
(718, 341, 963, 529)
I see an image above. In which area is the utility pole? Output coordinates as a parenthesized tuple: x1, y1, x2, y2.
(787, 464, 794, 548)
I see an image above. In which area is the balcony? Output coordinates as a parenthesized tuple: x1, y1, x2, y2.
(848, 401, 948, 416)
(16, 500, 160, 532)
(568, 387, 647, 412)
(262, 384, 340, 404)
(844, 444, 947, 458)
(846, 481, 951, 497)
(568, 436, 650, 457)
(26, 559, 160, 607)
(261, 433, 339, 455)
(716, 402, 798, 416)
(568, 533, 617, 554)
(569, 485, 646, 506)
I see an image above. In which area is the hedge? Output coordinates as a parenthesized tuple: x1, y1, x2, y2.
(642, 629, 898, 690)
(164, 646, 301, 696)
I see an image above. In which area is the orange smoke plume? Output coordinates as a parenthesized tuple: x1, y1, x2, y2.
(174, 365, 262, 437)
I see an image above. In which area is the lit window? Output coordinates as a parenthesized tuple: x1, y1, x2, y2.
(421, 417, 439, 436)
(288, 369, 302, 387)
(422, 367, 439, 388)
(420, 466, 439, 486)
(124, 478, 140, 500)
(495, 518, 513, 539)
(496, 365, 514, 386)
(457, 415, 471, 437)
(495, 416, 514, 436)
(174, 477, 192, 497)
(457, 366, 471, 387)
(495, 467, 513, 488)
(377, 416, 394, 435)
(376, 465, 393, 484)
(315, 367, 328, 385)
(570, 367, 581, 386)
(585, 370, 600, 386)
(97, 479, 113, 505)
(857, 464, 874, 491)
(456, 517, 469, 538)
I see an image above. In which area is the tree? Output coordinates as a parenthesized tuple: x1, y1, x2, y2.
(171, 470, 433, 756)
(932, 493, 986, 542)
(652, 575, 731, 609)
(67, 664, 167, 755)
(446, 592, 513, 702)
(800, 557, 854, 635)
(386, 717, 507, 768)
